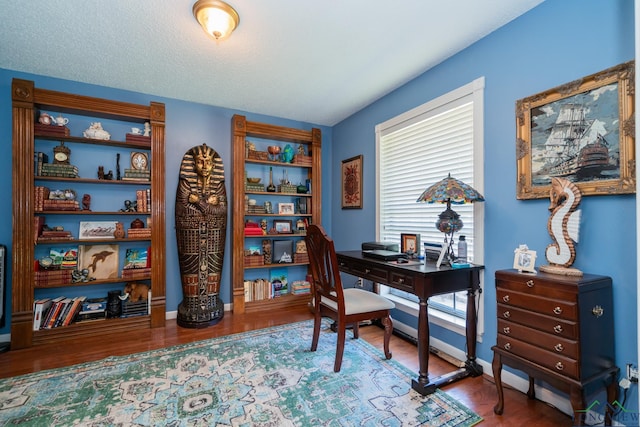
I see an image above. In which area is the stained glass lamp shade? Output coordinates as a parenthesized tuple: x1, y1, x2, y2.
(416, 173, 484, 262)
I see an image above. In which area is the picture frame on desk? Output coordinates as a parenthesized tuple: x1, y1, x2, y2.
(513, 245, 537, 273)
(400, 233, 420, 256)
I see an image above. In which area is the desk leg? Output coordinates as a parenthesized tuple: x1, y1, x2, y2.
(411, 280, 483, 396)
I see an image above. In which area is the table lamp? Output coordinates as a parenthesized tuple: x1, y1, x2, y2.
(416, 173, 484, 264)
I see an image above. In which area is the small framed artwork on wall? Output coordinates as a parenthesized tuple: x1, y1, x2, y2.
(341, 155, 363, 209)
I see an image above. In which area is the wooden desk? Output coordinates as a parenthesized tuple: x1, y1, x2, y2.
(336, 250, 484, 395)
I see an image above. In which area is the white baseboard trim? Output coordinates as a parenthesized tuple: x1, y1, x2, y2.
(392, 319, 573, 417)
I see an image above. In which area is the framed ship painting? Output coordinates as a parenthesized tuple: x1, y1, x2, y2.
(515, 60, 635, 199)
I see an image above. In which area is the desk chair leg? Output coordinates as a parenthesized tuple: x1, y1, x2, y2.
(335, 323, 346, 372)
(382, 315, 393, 360)
(353, 322, 360, 339)
(310, 309, 321, 352)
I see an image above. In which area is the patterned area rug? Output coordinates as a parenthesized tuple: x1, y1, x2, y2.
(0, 320, 482, 426)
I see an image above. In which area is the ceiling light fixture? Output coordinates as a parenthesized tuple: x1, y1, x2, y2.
(193, 0, 240, 40)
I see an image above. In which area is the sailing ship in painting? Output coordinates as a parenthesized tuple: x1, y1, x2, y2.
(531, 83, 620, 186)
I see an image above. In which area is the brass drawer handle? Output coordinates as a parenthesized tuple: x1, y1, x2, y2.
(365, 268, 371, 274)
(397, 278, 405, 284)
(554, 343, 564, 352)
(526, 280, 534, 288)
(555, 362, 564, 371)
(592, 305, 604, 318)
(503, 326, 511, 334)
(553, 306, 562, 315)
(553, 325, 563, 334)
(502, 295, 510, 303)
(504, 343, 511, 350)
(503, 311, 511, 319)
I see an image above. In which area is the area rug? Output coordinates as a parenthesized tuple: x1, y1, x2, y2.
(0, 319, 482, 426)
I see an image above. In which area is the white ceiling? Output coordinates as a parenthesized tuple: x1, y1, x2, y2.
(0, 0, 543, 126)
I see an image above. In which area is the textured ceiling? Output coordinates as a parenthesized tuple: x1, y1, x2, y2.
(0, 0, 543, 126)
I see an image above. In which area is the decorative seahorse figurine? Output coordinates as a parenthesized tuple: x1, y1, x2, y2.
(539, 177, 583, 276)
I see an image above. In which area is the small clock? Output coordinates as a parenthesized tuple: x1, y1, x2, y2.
(53, 142, 71, 165)
(130, 152, 149, 171)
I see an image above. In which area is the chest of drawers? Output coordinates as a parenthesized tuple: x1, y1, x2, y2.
(492, 269, 618, 426)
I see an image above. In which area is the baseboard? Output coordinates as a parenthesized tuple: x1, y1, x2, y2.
(391, 319, 573, 417)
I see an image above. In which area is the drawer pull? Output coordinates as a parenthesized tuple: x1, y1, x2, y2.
(503, 326, 511, 334)
(502, 295, 510, 303)
(553, 306, 562, 315)
(592, 305, 604, 318)
(555, 362, 564, 371)
(504, 343, 511, 350)
(554, 343, 564, 352)
(526, 280, 534, 288)
(397, 278, 405, 284)
(503, 311, 511, 319)
(365, 269, 371, 274)
(553, 325, 563, 334)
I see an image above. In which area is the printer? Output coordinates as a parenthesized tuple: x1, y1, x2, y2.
(361, 241, 399, 252)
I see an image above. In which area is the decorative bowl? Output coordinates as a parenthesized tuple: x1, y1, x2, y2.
(247, 177, 261, 184)
(267, 145, 281, 155)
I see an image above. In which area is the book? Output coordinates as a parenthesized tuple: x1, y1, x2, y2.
(62, 296, 87, 326)
(33, 298, 52, 331)
(270, 267, 288, 297)
(41, 296, 65, 329)
(34, 151, 49, 176)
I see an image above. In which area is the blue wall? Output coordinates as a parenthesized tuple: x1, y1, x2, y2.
(0, 0, 636, 415)
(331, 0, 637, 413)
(0, 71, 332, 330)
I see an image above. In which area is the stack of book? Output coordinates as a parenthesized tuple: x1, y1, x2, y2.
(76, 297, 107, 322)
(39, 229, 74, 240)
(123, 168, 150, 181)
(34, 152, 49, 176)
(244, 255, 264, 267)
(244, 221, 264, 236)
(122, 267, 151, 280)
(125, 133, 151, 144)
(293, 155, 312, 166)
(34, 187, 51, 212)
(34, 295, 86, 330)
(294, 252, 309, 264)
(291, 280, 311, 295)
(245, 182, 265, 192)
(34, 269, 73, 287)
(34, 123, 70, 137)
(41, 163, 78, 178)
(277, 184, 297, 194)
(127, 227, 152, 239)
(42, 199, 80, 211)
(121, 300, 148, 318)
(136, 189, 151, 212)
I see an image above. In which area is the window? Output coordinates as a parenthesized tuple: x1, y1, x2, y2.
(375, 77, 485, 336)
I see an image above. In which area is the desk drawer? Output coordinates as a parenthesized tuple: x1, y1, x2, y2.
(389, 271, 414, 293)
(496, 273, 576, 302)
(497, 289, 577, 320)
(340, 261, 389, 284)
(498, 319, 578, 359)
(497, 334, 579, 379)
(497, 303, 578, 339)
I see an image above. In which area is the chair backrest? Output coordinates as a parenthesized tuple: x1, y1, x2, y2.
(304, 224, 344, 308)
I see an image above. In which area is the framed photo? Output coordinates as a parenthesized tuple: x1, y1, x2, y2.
(400, 233, 420, 255)
(273, 219, 292, 234)
(513, 246, 537, 273)
(272, 240, 293, 263)
(341, 155, 363, 209)
(79, 221, 118, 240)
(515, 60, 635, 199)
(278, 202, 295, 215)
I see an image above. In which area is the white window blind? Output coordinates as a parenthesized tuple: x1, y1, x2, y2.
(375, 77, 485, 325)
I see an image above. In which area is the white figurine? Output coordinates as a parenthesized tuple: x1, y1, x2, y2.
(143, 122, 151, 137)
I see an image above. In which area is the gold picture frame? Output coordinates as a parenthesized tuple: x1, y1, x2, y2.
(341, 155, 363, 209)
(515, 60, 635, 199)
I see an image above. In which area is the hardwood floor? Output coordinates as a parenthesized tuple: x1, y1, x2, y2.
(0, 306, 573, 426)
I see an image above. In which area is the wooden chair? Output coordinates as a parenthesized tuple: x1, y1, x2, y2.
(305, 224, 394, 372)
